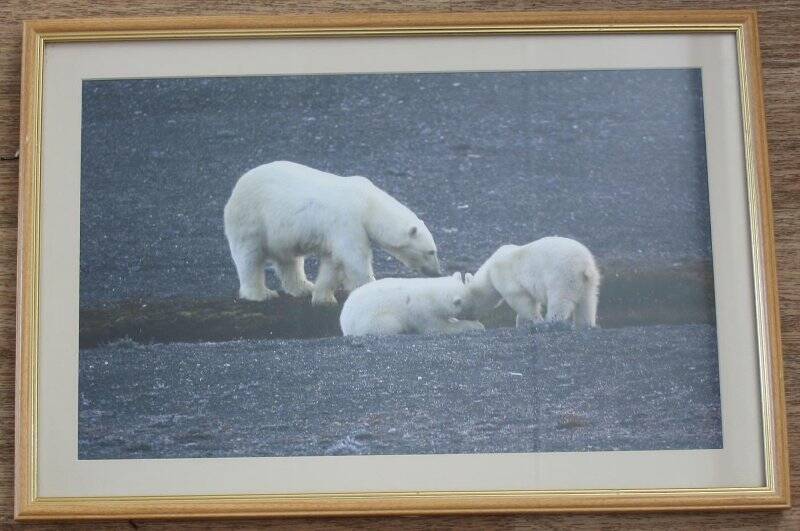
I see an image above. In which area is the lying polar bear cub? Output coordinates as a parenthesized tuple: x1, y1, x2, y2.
(463, 237, 600, 328)
(340, 273, 485, 336)
(224, 161, 441, 305)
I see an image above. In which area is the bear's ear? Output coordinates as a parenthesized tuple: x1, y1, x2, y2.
(451, 271, 463, 282)
(465, 273, 474, 284)
(408, 226, 418, 238)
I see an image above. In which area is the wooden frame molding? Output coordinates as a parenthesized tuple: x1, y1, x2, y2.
(14, 10, 789, 520)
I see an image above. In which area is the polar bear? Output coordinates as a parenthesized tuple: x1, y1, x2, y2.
(340, 272, 485, 336)
(223, 161, 441, 305)
(462, 237, 600, 328)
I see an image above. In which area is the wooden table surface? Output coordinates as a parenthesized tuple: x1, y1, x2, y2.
(1, 0, 797, 528)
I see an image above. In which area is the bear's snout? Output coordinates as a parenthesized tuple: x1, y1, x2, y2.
(455, 302, 477, 321)
(421, 264, 442, 277)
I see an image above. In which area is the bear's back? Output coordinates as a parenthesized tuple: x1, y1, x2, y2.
(345, 276, 455, 308)
(523, 237, 593, 261)
(232, 161, 370, 215)
(248, 161, 340, 188)
(518, 237, 596, 280)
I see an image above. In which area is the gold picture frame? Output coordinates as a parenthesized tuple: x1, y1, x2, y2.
(15, 10, 789, 520)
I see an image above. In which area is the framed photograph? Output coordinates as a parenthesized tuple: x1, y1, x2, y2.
(15, 10, 789, 520)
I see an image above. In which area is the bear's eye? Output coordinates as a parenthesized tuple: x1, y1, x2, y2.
(427, 250, 436, 256)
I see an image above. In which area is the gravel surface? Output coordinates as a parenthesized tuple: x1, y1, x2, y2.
(80, 69, 710, 306)
(79, 324, 721, 459)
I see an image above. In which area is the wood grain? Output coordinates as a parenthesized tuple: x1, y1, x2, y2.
(2, 0, 798, 528)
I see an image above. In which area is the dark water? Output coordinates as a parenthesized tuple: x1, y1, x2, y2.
(80, 69, 710, 306)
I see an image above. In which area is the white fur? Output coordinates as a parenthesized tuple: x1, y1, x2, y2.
(464, 237, 600, 328)
(224, 161, 441, 304)
(340, 272, 485, 336)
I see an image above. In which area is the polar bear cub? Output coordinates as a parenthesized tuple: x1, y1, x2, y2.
(340, 272, 485, 336)
(224, 161, 441, 305)
(463, 237, 600, 328)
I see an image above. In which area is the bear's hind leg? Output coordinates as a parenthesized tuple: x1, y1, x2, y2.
(231, 245, 277, 301)
(573, 285, 598, 328)
(275, 257, 314, 297)
(312, 258, 339, 305)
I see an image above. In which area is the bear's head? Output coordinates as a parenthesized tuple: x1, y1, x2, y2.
(361, 182, 442, 277)
(386, 224, 441, 277)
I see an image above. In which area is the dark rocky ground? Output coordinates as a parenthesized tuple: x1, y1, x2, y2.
(79, 324, 721, 459)
(80, 69, 710, 307)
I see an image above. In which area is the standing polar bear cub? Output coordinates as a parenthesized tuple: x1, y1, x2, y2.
(340, 273, 485, 336)
(463, 237, 600, 328)
(224, 161, 441, 305)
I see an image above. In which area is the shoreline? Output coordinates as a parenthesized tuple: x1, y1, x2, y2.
(79, 260, 715, 348)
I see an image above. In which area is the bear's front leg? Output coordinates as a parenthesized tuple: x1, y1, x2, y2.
(501, 290, 543, 328)
(545, 290, 577, 324)
(342, 265, 375, 292)
(446, 319, 486, 334)
(515, 301, 543, 328)
(421, 318, 485, 335)
(311, 258, 339, 306)
(338, 248, 375, 292)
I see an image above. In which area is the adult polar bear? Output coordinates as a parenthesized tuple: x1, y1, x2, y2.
(224, 161, 441, 305)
